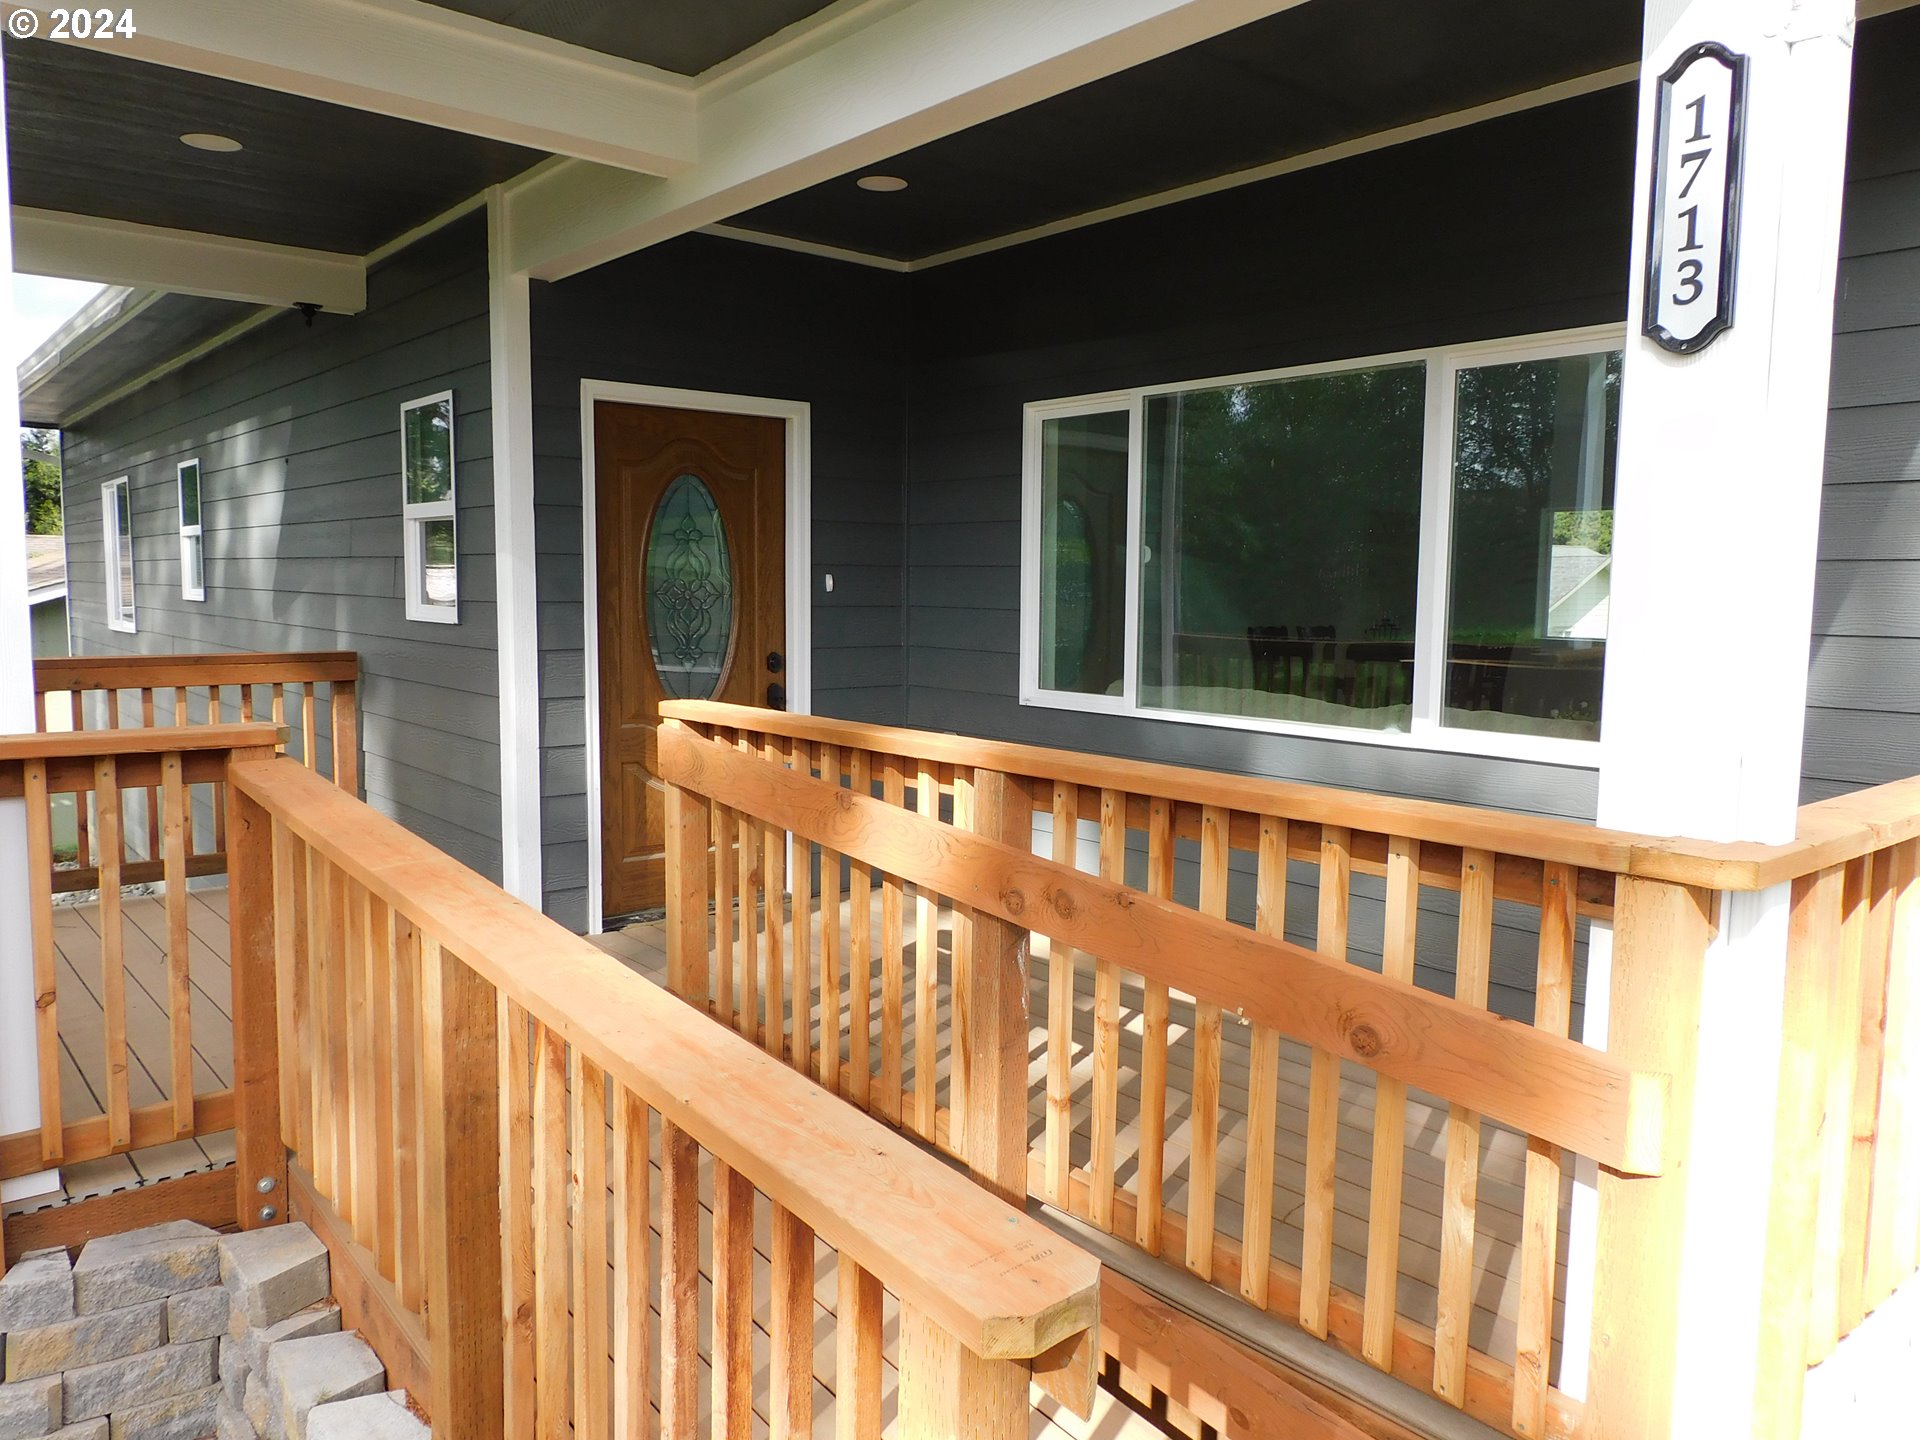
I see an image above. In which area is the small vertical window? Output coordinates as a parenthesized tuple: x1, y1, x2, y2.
(1037, 409, 1130, 698)
(401, 391, 457, 623)
(178, 458, 205, 601)
(102, 476, 136, 633)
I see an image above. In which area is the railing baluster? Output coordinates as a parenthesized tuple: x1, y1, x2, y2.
(1362, 836, 1420, 1368)
(532, 1023, 571, 1439)
(762, 735, 789, 1060)
(1866, 840, 1920, 1307)
(1240, 812, 1287, 1306)
(302, 682, 318, 771)
(1187, 803, 1230, 1282)
(1045, 780, 1078, 1208)
(713, 1159, 756, 1437)
(848, 749, 874, 1108)
(820, 741, 843, 1094)
(737, 735, 762, 1044)
(23, 758, 62, 1162)
(1090, 787, 1125, 1230)
(389, 925, 424, 1320)
(306, 852, 335, 1197)
(1842, 849, 1896, 1335)
(1134, 796, 1174, 1253)
(1300, 822, 1351, 1339)
(330, 677, 359, 793)
(714, 800, 736, 1028)
(792, 748, 815, 1080)
(369, 898, 398, 1279)
(659, 1120, 701, 1440)
(94, 755, 131, 1150)
(611, 1088, 652, 1440)
(949, 766, 975, 1136)
(347, 882, 377, 1242)
(141, 688, 160, 860)
(1434, 846, 1495, 1403)
(663, 775, 709, 1004)
(496, 993, 536, 1437)
(571, 1052, 611, 1440)
(914, 760, 940, 1137)
(1809, 854, 1872, 1361)
(70, 692, 91, 869)
(272, 825, 310, 1163)
(880, 756, 907, 1124)
(836, 1259, 884, 1440)
(161, 752, 194, 1138)
(1512, 858, 1574, 1436)
(772, 1203, 815, 1440)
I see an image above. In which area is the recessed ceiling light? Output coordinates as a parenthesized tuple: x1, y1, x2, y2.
(180, 133, 243, 153)
(856, 174, 907, 193)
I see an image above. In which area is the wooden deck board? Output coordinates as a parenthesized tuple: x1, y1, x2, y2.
(602, 889, 1572, 1370)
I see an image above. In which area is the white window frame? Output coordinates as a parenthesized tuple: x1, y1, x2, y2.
(401, 390, 459, 624)
(177, 458, 206, 602)
(101, 476, 136, 634)
(1018, 323, 1625, 766)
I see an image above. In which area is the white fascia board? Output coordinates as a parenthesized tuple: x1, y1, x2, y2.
(505, 0, 1311, 280)
(17, 285, 157, 392)
(12, 208, 367, 312)
(8, 0, 696, 175)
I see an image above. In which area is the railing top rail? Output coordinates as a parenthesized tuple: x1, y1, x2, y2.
(34, 651, 359, 690)
(661, 701, 1920, 891)
(0, 722, 286, 762)
(228, 754, 1099, 1362)
(658, 722, 1669, 1175)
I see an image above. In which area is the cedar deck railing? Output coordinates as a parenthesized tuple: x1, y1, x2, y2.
(656, 700, 1920, 1440)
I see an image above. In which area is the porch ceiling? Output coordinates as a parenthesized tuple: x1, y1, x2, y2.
(417, 0, 841, 76)
(1, 35, 544, 255)
(720, 0, 1644, 263)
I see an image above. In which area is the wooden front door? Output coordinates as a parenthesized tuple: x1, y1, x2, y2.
(595, 401, 785, 919)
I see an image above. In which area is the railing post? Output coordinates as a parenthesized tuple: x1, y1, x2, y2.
(419, 937, 505, 1440)
(228, 745, 287, 1228)
(897, 1303, 1028, 1440)
(329, 676, 359, 796)
(663, 743, 711, 1003)
(1584, 876, 1713, 1440)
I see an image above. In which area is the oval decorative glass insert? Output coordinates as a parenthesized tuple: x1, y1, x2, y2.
(645, 474, 735, 700)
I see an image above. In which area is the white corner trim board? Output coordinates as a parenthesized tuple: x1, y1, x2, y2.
(578, 380, 812, 935)
(488, 193, 545, 909)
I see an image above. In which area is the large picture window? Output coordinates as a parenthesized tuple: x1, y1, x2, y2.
(1021, 327, 1622, 759)
(102, 476, 135, 633)
(401, 391, 458, 624)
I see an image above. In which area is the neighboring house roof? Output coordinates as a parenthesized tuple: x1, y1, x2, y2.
(26, 534, 67, 605)
(1547, 544, 1611, 613)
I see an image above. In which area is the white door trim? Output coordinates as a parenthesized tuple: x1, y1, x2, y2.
(579, 379, 812, 935)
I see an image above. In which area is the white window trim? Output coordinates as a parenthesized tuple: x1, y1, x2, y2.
(177, 458, 206, 602)
(1019, 323, 1625, 768)
(401, 389, 459, 624)
(101, 476, 136, 634)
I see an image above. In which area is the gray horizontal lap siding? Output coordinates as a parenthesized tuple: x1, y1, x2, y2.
(1805, 38, 1920, 804)
(58, 215, 504, 882)
(530, 235, 911, 928)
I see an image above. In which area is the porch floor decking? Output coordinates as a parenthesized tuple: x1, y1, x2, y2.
(598, 892, 1570, 1375)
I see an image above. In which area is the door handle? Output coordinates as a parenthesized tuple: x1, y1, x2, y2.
(766, 681, 787, 711)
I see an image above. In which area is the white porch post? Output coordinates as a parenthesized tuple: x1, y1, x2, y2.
(487, 190, 544, 910)
(1584, 1, 1857, 1437)
(0, 38, 56, 1204)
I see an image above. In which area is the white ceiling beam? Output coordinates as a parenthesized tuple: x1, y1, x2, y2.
(12, 208, 367, 312)
(6, 0, 696, 175)
(503, 0, 1311, 281)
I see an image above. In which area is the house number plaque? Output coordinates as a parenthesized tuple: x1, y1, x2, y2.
(1643, 41, 1748, 354)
